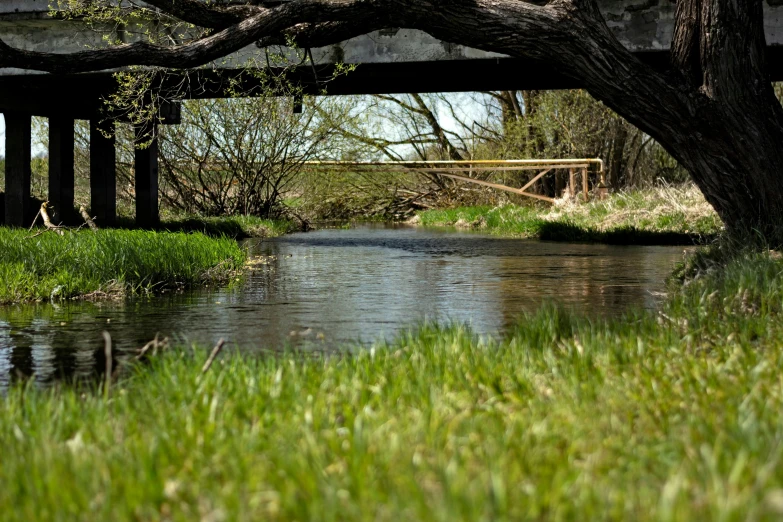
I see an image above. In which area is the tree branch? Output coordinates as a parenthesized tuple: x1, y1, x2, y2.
(140, 0, 262, 29)
(0, 0, 396, 73)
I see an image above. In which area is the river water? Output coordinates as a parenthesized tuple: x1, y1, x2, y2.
(0, 224, 689, 388)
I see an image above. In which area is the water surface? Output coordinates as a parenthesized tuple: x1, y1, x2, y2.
(0, 224, 689, 388)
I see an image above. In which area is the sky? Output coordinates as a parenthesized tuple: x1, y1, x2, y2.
(0, 115, 45, 157)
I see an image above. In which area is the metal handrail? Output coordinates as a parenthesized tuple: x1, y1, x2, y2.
(305, 158, 604, 171)
(303, 159, 606, 203)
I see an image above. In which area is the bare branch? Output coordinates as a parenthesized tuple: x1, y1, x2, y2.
(140, 0, 261, 29)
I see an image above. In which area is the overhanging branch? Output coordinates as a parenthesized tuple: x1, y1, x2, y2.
(0, 0, 695, 142)
(0, 0, 397, 73)
(140, 0, 261, 29)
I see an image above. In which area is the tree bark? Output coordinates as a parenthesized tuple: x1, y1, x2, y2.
(663, 0, 783, 243)
(2, 0, 783, 242)
(608, 121, 629, 190)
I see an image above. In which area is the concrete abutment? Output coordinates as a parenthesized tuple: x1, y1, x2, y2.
(48, 115, 75, 225)
(1, 111, 163, 228)
(3, 111, 32, 227)
(89, 119, 117, 227)
(134, 123, 159, 228)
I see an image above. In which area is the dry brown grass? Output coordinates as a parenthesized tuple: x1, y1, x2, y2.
(544, 183, 721, 234)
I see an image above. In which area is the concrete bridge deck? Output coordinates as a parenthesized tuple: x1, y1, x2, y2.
(1, 0, 783, 227)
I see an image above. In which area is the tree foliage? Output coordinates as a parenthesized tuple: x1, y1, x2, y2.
(157, 96, 348, 217)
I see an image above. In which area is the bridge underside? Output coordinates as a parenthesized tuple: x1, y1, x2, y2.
(2, 47, 783, 228)
(3, 48, 783, 114)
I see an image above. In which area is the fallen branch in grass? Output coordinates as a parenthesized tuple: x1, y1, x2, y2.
(79, 206, 99, 231)
(28, 202, 66, 237)
(28, 207, 41, 232)
(129, 335, 226, 379)
(136, 334, 169, 361)
(27, 202, 96, 238)
(201, 339, 226, 376)
(103, 331, 112, 398)
(40, 203, 65, 235)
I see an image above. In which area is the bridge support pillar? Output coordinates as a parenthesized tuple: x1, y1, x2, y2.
(89, 119, 116, 227)
(134, 123, 159, 228)
(3, 112, 32, 227)
(48, 115, 75, 225)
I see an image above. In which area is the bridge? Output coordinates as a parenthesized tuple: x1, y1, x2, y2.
(1, 0, 783, 227)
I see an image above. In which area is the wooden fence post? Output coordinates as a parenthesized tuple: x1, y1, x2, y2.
(569, 168, 576, 198)
(582, 167, 589, 200)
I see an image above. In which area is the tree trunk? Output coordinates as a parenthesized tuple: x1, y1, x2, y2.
(497, 90, 523, 136)
(522, 90, 555, 196)
(409, 93, 465, 161)
(659, 0, 783, 243)
(608, 121, 629, 190)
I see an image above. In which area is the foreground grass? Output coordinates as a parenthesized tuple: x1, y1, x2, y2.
(418, 184, 722, 244)
(3, 251, 783, 519)
(0, 228, 245, 303)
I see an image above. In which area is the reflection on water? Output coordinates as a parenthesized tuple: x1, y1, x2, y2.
(0, 224, 689, 389)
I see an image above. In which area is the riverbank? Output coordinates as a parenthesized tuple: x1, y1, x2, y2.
(158, 215, 302, 239)
(415, 185, 722, 244)
(0, 228, 245, 304)
(2, 250, 783, 519)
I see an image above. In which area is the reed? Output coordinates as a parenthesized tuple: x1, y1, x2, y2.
(2, 251, 783, 520)
(0, 227, 245, 303)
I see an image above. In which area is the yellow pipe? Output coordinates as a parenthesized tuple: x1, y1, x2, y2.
(305, 159, 603, 167)
(303, 158, 606, 203)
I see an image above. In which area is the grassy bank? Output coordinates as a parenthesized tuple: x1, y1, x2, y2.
(3, 251, 783, 519)
(110, 214, 300, 238)
(158, 215, 302, 239)
(0, 228, 245, 303)
(417, 185, 722, 244)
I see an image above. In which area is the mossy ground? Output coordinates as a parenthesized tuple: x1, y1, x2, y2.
(417, 185, 722, 244)
(0, 228, 246, 304)
(2, 250, 783, 520)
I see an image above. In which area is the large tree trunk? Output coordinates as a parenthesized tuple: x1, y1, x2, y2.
(608, 121, 629, 190)
(652, 0, 783, 243)
(669, 101, 783, 244)
(3, 0, 783, 243)
(521, 90, 555, 196)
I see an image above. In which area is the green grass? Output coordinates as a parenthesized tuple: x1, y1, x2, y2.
(0, 227, 246, 303)
(110, 215, 300, 239)
(417, 185, 723, 244)
(3, 251, 783, 520)
(159, 215, 301, 239)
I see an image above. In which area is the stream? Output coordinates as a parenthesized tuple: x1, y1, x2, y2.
(0, 224, 690, 388)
